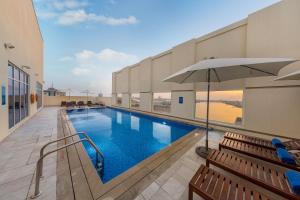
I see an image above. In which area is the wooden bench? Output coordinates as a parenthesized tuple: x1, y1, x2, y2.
(207, 149, 300, 200)
(189, 165, 273, 200)
(219, 138, 300, 172)
(224, 132, 300, 150)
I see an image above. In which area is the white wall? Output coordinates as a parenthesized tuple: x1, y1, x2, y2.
(171, 40, 195, 91)
(170, 91, 195, 119)
(139, 58, 152, 92)
(140, 92, 152, 112)
(116, 68, 129, 93)
(243, 87, 300, 138)
(122, 93, 130, 108)
(152, 52, 172, 92)
(130, 65, 140, 93)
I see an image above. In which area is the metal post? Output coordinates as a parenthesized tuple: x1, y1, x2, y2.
(206, 68, 211, 151)
(38, 132, 88, 178)
(31, 136, 104, 199)
(31, 139, 88, 199)
(195, 68, 212, 158)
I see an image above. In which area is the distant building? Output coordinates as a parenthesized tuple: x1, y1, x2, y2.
(44, 87, 66, 96)
(98, 93, 103, 97)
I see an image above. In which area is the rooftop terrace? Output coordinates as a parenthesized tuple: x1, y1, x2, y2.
(0, 107, 295, 200)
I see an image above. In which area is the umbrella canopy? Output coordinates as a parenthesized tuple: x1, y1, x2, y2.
(163, 57, 298, 158)
(163, 58, 298, 83)
(275, 69, 300, 81)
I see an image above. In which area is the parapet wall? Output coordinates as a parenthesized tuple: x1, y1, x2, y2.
(44, 96, 112, 107)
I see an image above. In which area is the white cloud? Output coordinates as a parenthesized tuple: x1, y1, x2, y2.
(52, 0, 88, 10)
(69, 48, 139, 95)
(57, 9, 138, 26)
(60, 56, 73, 61)
(34, 0, 138, 26)
(75, 48, 138, 65)
(72, 67, 91, 75)
(36, 11, 58, 19)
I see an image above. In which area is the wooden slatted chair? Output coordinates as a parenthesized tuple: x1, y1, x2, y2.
(207, 149, 300, 200)
(224, 132, 300, 150)
(189, 165, 273, 200)
(219, 138, 300, 171)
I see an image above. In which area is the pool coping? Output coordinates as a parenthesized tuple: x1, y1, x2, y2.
(59, 107, 204, 199)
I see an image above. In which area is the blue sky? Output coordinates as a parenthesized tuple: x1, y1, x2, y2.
(33, 0, 280, 96)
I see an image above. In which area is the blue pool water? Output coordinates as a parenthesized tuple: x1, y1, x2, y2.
(67, 107, 197, 183)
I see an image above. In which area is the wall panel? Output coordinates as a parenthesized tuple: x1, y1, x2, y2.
(140, 93, 152, 112)
(152, 53, 172, 92)
(170, 91, 195, 119)
(139, 58, 152, 92)
(130, 65, 140, 93)
(171, 40, 195, 91)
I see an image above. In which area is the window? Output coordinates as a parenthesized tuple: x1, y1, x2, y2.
(153, 93, 171, 113)
(36, 82, 43, 109)
(130, 93, 140, 109)
(195, 90, 243, 125)
(117, 94, 122, 105)
(8, 63, 29, 128)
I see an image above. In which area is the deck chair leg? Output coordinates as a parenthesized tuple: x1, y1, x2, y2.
(188, 187, 193, 200)
(219, 145, 221, 151)
(206, 160, 209, 167)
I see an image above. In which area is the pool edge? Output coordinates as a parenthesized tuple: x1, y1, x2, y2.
(60, 108, 205, 200)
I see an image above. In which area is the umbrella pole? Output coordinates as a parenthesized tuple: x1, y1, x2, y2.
(205, 69, 210, 151)
(195, 68, 212, 158)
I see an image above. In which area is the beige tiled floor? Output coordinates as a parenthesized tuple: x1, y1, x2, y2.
(0, 107, 59, 200)
(133, 131, 223, 200)
(0, 107, 224, 200)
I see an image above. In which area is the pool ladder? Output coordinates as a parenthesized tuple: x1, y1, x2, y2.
(30, 131, 104, 199)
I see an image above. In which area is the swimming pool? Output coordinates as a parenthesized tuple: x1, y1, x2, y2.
(67, 107, 197, 183)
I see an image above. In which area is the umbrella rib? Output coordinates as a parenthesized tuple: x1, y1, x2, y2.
(241, 65, 276, 76)
(179, 71, 196, 84)
(212, 68, 221, 82)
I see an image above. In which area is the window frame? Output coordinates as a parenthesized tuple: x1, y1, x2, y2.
(130, 93, 140, 109)
(194, 90, 244, 126)
(8, 62, 30, 128)
(152, 92, 172, 114)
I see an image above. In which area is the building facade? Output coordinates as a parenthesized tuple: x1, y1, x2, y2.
(44, 87, 66, 97)
(112, 0, 300, 139)
(0, 0, 43, 141)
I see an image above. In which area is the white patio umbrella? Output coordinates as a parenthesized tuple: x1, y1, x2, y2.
(163, 57, 298, 158)
(275, 69, 300, 81)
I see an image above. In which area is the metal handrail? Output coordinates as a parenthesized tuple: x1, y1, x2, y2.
(30, 135, 104, 199)
(38, 131, 89, 178)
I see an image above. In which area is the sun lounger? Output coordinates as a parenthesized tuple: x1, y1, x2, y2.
(87, 101, 93, 107)
(224, 132, 300, 150)
(77, 101, 85, 107)
(207, 149, 300, 200)
(219, 138, 300, 171)
(61, 101, 66, 107)
(189, 164, 273, 200)
(66, 101, 73, 108)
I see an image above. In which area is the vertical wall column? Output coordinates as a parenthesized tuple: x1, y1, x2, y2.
(170, 91, 195, 119)
(111, 93, 117, 105)
(140, 92, 152, 112)
(122, 93, 130, 108)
